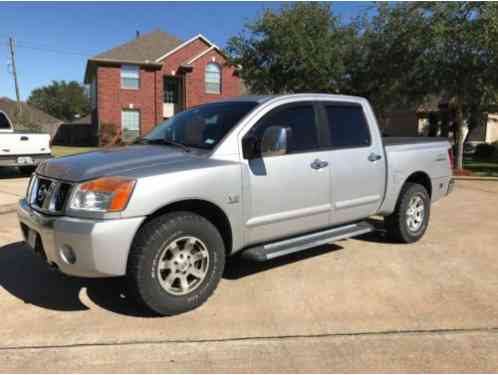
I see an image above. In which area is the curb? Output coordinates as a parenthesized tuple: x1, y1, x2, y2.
(453, 176, 498, 181)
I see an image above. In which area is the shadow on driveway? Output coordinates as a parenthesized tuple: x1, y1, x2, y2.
(0, 240, 345, 318)
(0, 167, 31, 180)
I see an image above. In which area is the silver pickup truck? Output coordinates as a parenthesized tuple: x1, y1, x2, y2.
(18, 94, 453, 315)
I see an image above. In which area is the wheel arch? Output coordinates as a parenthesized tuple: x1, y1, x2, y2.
(142, 199, 234, 255)
(403, 171, 432, 198)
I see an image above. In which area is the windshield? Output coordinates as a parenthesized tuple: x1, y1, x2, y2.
(143, 101, 258, 150)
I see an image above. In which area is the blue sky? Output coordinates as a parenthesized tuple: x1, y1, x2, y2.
(0, 1, 373, 100)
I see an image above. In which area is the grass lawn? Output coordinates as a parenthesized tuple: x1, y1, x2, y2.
(463, 156, 498, 177)
(51, 146, 100, 158)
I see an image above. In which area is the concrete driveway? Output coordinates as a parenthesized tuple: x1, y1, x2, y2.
(0, 177, 497, 372)
(0, 168, 29, 214)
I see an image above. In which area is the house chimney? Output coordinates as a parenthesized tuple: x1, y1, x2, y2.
(136, 30, 140, 39)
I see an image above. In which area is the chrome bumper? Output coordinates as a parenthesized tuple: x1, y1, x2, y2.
(17, 199, 144, 277)
(0, 153, 52, 167)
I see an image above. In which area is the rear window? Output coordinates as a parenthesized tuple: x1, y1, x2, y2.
(0, 112, 11, 129)
(324, 105, 371, 148)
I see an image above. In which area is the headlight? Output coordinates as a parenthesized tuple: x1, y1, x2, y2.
(70, 176, 136, 212)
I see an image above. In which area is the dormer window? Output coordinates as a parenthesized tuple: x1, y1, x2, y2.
(121, 65, 140, 89)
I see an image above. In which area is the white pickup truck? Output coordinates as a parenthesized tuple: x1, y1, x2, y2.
(0, 110, 52, 174)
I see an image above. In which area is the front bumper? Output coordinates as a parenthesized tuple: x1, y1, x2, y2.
(0, 153, 52, 167)
(17, 199, 145, 277)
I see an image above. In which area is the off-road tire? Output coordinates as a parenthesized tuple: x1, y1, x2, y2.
(127, 212, 225, 316)
(384, 182, 431, 243)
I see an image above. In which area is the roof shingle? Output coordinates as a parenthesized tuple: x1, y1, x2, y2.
(91, 30, 183, 63)
(0, 97, 62, 126)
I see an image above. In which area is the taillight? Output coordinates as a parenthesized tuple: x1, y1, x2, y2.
(448, 148, 455, 170)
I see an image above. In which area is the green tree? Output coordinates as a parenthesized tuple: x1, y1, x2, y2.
(28, 80, 90, 122)
(342, 4, 433, 120)
(356, 2, 498, 169)
(417, 2, 498, 169)
(226, 3, 348, 94)
(228, 2, 498, 169)
(13, 109, 39, 132)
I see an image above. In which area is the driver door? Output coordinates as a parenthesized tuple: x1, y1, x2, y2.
(241, 102, 331, 245)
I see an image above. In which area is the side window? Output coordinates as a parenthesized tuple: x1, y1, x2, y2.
(252, 104, 319, 155)
(325, 105, 371, 148)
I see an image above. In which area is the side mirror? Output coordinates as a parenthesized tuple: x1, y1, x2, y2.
(242, 134, 260, 159)
(260, 126, 288, 157)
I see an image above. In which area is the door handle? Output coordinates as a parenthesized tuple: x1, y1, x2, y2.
(311, 159, 328, 170)
(368, 153, 382, 162)
(20, 136, 29, 141)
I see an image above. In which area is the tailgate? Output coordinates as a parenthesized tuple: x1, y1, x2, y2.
(0, 133, 51, 156)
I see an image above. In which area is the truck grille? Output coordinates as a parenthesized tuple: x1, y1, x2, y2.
(27, 175, 73, 214)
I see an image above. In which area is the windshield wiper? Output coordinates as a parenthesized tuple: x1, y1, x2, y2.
(137, 137, 190, 152)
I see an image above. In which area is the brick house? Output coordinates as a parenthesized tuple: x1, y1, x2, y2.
(84, 30, 241, 143)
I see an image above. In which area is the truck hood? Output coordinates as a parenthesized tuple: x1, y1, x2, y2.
(36, 145, 204, 182)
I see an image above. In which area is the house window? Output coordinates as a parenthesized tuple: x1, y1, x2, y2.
(164, 77, 179, 104)
(121, 109, 140, 142)
(121, 65, 140, 89)
(205, 63, 221, 94)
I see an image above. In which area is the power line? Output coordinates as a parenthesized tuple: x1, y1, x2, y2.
(15, 44, 93, 57)
(1, 36, 99, 57)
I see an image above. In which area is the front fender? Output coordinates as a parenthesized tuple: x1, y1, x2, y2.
(123, 162, 244, 251)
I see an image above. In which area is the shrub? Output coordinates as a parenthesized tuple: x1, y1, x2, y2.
(13, 111, 40, 132)
(99, 122, 117, 146)
(474, 143, 495, 158)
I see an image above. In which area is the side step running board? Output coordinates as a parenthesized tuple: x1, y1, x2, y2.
(242, 221, 374, 262)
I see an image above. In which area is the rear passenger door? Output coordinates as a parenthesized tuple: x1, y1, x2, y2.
(318, 102, 386, 225)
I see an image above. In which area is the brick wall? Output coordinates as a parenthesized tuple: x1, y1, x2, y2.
(95, 37, 241, 141)
(185, 48, 240, 108)
(158, 38, 240, 112)
(96, 65, 158, 139)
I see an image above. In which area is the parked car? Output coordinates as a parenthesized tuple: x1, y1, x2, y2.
(0, 110, 52, 174)
(17, 94, 454, 315)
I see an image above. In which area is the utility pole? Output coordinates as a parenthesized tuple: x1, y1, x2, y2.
(8, 36, 22, 115)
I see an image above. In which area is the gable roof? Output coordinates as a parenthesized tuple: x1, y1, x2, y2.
(92, 30, 183, 63)
(84, 31, 222, 83)
(155, 34, 219, 62)
(0, 97, 62, 126)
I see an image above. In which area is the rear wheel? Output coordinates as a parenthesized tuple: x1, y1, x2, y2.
(127, 212, 225, 316)
(385, 182, 430, 243)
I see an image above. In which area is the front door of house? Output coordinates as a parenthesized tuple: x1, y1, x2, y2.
(164, 76, 184, 118)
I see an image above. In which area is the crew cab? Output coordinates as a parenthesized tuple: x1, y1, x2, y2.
(17, 94, 453, 315)
(0, 110, 52, 174)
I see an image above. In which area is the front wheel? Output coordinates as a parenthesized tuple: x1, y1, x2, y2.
(384, 182, 431, 243)
(127, 212, 225, 316)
